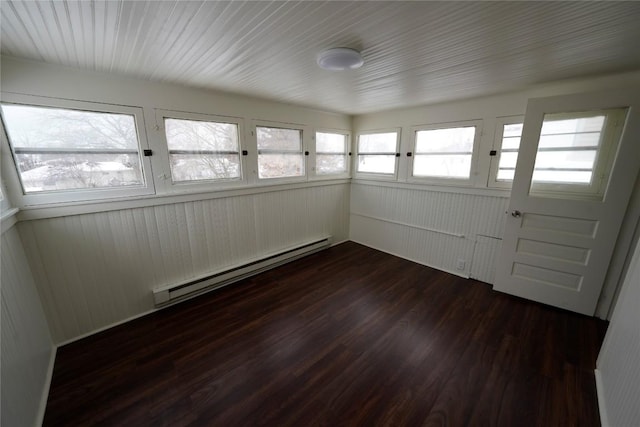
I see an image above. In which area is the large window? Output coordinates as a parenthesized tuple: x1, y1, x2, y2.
(0, 100, 152, 204)
(356, 131, 399, 175)
(412, 124, 478, 180)
(256, 126, 304, 179)
(315, 131, 348, 175)
(163, 116, 241, 183)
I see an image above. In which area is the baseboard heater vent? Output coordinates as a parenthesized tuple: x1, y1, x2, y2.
(153, 237, 332, 307)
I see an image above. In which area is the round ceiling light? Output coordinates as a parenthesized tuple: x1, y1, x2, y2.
(317, 47, 364, 71)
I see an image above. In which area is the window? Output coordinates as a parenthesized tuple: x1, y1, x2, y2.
(489, 109, 625, 199)
(412, 124, 478, 180)
(356, 131, 399, 175)
(163, 116, 241, 183)
(529, 109, 626, 199)
(0, 99, 152, 204)
(256, 126, 304, 179)
(315, 131, 348, 175)
(488, 117, 524, 188)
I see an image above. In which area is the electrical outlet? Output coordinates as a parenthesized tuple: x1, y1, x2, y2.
(456, 258, 466, 271)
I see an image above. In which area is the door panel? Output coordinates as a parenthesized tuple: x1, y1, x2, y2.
(494, 89, 640, 315)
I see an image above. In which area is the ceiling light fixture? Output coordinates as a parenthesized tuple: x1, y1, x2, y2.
(317, 47, 364, 71)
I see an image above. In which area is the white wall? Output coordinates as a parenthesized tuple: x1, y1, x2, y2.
(596, 234, 640, 426)
(1, 214, 54, 427)
(1, 57, 352, 344)
(351, 71, 640, 317)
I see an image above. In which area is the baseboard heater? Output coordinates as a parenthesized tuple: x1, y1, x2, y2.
(153, 237, 332, 307)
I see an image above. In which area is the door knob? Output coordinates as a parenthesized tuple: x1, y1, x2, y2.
(511, 210, 522, 218)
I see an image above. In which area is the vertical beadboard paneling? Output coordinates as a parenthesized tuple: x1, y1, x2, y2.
(471, 235, 502, 284)
(19, 183, 350, 344)
(596, 237, 640, 426)
(350, 182, 509, 280)
(1, 224, 54, 427)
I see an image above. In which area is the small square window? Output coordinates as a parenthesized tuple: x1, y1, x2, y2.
(356, 131, 399, 175)
(257, 126, 304, 179)
(164, 117, 241, 183)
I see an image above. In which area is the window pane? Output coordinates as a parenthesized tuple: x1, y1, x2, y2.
(498, 151, 519, 169)
(415, 126, 475, 153)
(1, 103, 145, 194)
(413, 154, 472, 178)
(164, 117, 241, 183)
(169, 154, 240, 182)
(258, 153, 304, 179)
(357, 155, 395, 174)
(538, 132, 601, 149)
(165, 118, 238, 151)
(317, 132, 346, 153)
(257, 127, 301, 151)
(533, 150, 597, 171)
(530, 113, 607, 187)
(503, 123, 523, 138)
(540, 116, 605, 135)
(532, 170, 592, 184)
(316, 154, 346, 174)
(497, 169, 515, 181)
(16, 153, 143, 193)
(494, 123, 523, 183)
(2, 104, 139, 149)
(501, 136, 521, 150)
(358, 133, 396, 153)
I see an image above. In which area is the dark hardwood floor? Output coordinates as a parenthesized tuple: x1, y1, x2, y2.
(43, 242, 607, 426)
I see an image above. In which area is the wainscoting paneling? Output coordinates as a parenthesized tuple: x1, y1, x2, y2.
(471, 235, 502, 284)
(1, 223, 54, 427)
(19, 183, 350, 344)
(350, 182, 508, 279)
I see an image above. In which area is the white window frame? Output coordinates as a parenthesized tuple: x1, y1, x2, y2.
(354, 128, 401, 180)
(408, 119, 482, 186)
(155, 109, 247, 192)
(488, 111, 626, 200)
(528, 109, 627, 200)
(0, 93, 155, 207)
(254, 121, 308, 184)
(0, 180, 11, 213)
(313, 128, 351, 179)
(488, 115, 524, 189)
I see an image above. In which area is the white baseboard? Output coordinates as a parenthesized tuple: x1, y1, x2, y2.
(595, 369, 609, 427)
(35, 345, 57, 427)
(55, 308, 158, 347)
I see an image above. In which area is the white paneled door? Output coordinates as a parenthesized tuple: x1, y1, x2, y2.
(494, 90, 640, 315)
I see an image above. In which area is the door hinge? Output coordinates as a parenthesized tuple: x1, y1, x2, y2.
(143, 149, 153, 156)
(489, 150, 497, 156)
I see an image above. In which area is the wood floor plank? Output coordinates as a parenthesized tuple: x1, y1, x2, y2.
(43, 242, 607, 426)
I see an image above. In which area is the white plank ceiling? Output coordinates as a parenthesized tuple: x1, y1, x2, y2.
(2, 1, 640, 114)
